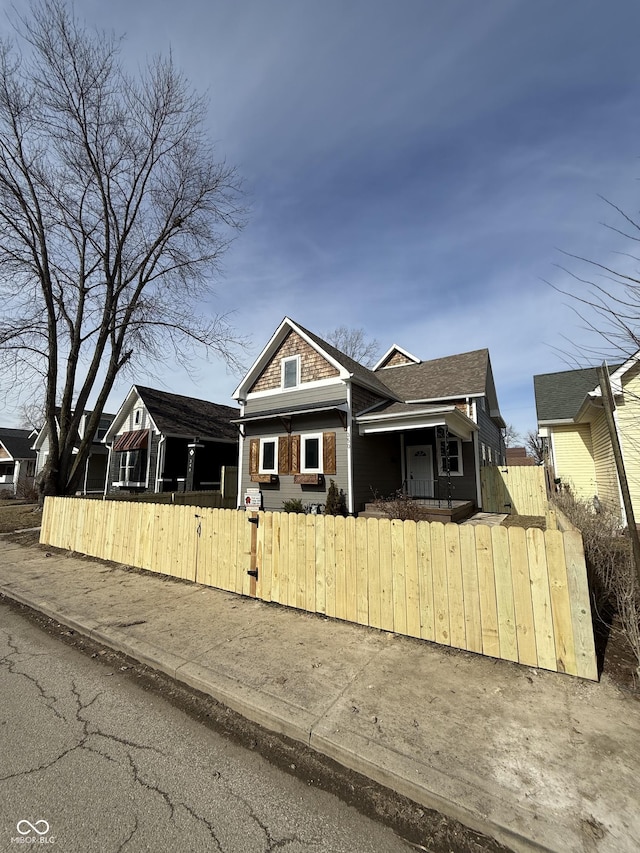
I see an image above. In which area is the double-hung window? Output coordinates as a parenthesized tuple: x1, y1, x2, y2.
(301, 433, 323, 474)
(438, 438, 462, 476)
(118, 449, 147, 485)
(281, 356, 300, 389)
(259, 438, 277, 474)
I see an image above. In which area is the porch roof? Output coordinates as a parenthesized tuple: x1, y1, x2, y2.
(356, 403, 477, 440)
(233, 400, 347, 424)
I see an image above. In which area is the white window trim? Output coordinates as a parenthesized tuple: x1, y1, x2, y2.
(281, 355, 301, 389)
(259, 437, 278, 474)
(438, 437, 463, 477)
(301, 432, 323, 474)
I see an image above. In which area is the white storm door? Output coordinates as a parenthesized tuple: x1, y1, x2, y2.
(406, 445, 434, 497)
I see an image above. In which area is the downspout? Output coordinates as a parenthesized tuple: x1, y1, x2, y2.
(103, 445, 112, 497)
(83, 454, 89, 495)
(155, 435, 166, 493)
(473, 431, 482, 509)
(346, 383, 353, 515)
(237, 401, 245, 508)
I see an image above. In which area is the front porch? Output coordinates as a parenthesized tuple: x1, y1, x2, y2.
(359, 496, 475, 523)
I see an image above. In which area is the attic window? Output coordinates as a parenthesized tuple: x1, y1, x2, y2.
(282, 356, 300, 389)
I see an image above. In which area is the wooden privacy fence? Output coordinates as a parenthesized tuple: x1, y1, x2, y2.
(481, 465, 548, 516)
(40, 498, 597, 680)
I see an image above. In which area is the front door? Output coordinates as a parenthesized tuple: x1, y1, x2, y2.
(406, 445, 434, 498)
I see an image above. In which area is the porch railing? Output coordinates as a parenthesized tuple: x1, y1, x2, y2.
(403, 478, 454, 508)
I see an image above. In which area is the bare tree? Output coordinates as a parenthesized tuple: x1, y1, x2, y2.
(503, 423, 521, 448)
(550, 196, 640, 365)
(525, 430, 545, 464)
(0, 1, 245, 497)
(324, 326, 380, 367)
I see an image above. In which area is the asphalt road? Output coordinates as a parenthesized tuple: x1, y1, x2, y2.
(0, 602, 413, 853)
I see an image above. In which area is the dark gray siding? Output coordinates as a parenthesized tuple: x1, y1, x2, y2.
(477, 398, 504, 465)
(351, 430, 402, 513)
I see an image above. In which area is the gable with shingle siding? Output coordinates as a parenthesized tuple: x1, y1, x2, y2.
(250, 331, 340, 393)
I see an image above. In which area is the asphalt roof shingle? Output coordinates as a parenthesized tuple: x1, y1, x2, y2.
(533, 366, 620, 422)
(135, 387, 239, 441)
(0, 427, 36, 460)
(375, 349, 490, 401)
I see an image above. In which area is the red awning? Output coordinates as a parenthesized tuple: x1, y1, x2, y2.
(113, 429, 149, 452)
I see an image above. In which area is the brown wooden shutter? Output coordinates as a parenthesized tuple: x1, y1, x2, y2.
(249, 438, 259, 476)
(323, 432, 336, 475)
(290, 434, 300, 475)
(278, 436, 290, 474)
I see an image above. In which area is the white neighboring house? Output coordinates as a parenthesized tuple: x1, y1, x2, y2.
(0, 428, 37, 496)
(32, 411, 115, 495)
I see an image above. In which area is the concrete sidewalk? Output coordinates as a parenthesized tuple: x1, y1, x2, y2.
(0, 538, 638, 853)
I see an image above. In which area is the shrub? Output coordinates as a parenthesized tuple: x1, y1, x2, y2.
(282, 498, 305, 513)
(370, 489, 431, 521)
(324, 480, 347, 516)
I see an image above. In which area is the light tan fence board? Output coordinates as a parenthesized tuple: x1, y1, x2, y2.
(403, 520, 421, 639)
(475, 524, 500, 658)
(366, 517, 381, 629)
(377, 518, 394, 632)
(459, 525, 482, 654)
(355, 517, 369, 627)
(445, 523, 466, 650)
(526, 528, 557, 671)
(391, 519, 407, 636)
(491, 526, 518, 662)
(545, 529, 577, 675)
(508, 526, 538, 667)
(430, 522, 451, 646)
(417, 522, 435, 642)
(563, 529, 598, 681)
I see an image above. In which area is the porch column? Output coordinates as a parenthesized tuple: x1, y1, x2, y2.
(400, 433, 406, 490)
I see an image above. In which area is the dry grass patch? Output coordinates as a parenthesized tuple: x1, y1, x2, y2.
(0, 503, 41, 533)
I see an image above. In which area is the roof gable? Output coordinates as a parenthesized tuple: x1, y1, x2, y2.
(0, 427, 36, 460)
(233, 317, 395, 401)
(373, 344, 421, 370)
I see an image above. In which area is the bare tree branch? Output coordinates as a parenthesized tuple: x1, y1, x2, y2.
(0, 0, 247, 496)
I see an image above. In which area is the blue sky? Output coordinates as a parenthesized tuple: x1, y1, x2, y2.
(6, 0, 640, 438)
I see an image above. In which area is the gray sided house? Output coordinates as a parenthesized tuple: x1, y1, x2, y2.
(0, 428, 37, 495)
(32, 412, 114, 494)
(103, 386, 239, 494)
(233, 318, 506, 514)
